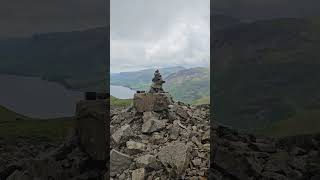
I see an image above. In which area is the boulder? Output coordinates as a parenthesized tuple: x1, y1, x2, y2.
(158, 142, 190, 176)
(112, 124, 133, 143)
(126, 141, 146, 151)
(141, 112, 166, 133)
(132, 168, 146, 180)
(133, 93, 172, 112)
(76, 100, 108, 160)
(135, 154, 160, 169)
(110, 149, 133, 177)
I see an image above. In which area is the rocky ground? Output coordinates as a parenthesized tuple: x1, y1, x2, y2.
(1, 100, 319, 180)
(0, 138, 58, 177)
(211, 122, 320, 180)
(110, 102, 210, 180)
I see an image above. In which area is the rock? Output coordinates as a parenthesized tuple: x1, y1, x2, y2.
(132, 168, 146, 180)
(169, 122, 181, 140)
(110, 149, 133, 177)
(142, 112, 166, 133)
(6, 170, 32, 180)
(261, 171, 287, 180)
(126, 141, 146, 151)
(112, 124, 132, 143)
(135, 154, 160, 169)
(176, 107, 189, 119)
(249, 143, 276, 153)
(158, 142, 190, 176)
(290, 147, 306, 156)
(192, 158, 202, 167)
(202, 131, 210, 141)
(214, 147, 262, 179)
(133, 93, 172, 112)
(191, 136, 202, 147)
(75, 100, 108, 160)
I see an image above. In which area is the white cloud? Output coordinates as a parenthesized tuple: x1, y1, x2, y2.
(111, 0, 210, 73)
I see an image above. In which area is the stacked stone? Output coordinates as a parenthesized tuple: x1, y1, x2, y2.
(149, 69, 165, 93)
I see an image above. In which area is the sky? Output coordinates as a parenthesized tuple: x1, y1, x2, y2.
(111, 0, 210, 73)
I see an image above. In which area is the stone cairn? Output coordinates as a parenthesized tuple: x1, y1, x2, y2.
(149, 69, 165, 93)
(110, 70, 210, 179)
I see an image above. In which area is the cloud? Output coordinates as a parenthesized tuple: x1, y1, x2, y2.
(111, 0, 210, 72)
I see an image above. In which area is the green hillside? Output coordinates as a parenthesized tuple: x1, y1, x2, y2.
(110, 96, 132, 107)
(111, 67, 210, 105)
(0, 106, 73, 143)
(259, 110, 320, 137)
(164, 67, 210, 104)
(111, 66, 185, 90)
(213, 17, 320, 131)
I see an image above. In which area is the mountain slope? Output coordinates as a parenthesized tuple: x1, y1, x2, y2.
(164, 67, 210, 104)
(213, 17, 320, 130)
(0, 27, 108, 91)
(110, 66, 185, 90)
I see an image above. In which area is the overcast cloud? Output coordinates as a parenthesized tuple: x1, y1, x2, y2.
(111, 0, 210, 73)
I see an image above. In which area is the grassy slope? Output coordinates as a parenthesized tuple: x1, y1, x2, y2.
(259, 110, 320, 137)
(111, 67, 210, 105)
(0, 106, 74, 143)
(111, 67, 185, 91)
(110, 96, 132, 107)
(165, 67, 210, 104)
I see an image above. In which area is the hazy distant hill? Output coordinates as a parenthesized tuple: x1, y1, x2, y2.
(0, 27, 108, 91)
(111, 67, 210, 104)
(165, 67, 210, 104)
(111, 66, 185, 90)
(213, 17, 320, 130)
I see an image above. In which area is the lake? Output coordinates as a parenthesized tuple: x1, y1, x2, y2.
(110, 85, 136, 99)
(0, 75, 83, 119)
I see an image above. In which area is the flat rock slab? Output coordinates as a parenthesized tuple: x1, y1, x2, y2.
(158, 142, 190, 176)
(133, 93, 172, 112)
(110, 149, 133, 177)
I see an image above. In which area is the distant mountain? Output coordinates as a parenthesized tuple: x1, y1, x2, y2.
(111, 67, 210, 104)
(213, 17, 320, 130)
(0, 27, 108, 91)
(111, 66, 185, 90)
(165, 67, 210, 104)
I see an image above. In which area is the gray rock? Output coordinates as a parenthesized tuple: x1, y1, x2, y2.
(261, 171, 287, 180)
(142, 112, 166, 133)
(249, 143, 276, 153)
(110, 149, 133, 177)
(112, 124, 132, 143)
(158, 142, 190, 176)
(214, 147, 262, 180)
(132, 168, 146, 180)
(169, 122, 181, 140)
(126, 141, 146, 151)
(75, 100, 108, 160)
(6, 170, 32, 180)
(133, 93, 172, 112)
(135, 154, 160, 169)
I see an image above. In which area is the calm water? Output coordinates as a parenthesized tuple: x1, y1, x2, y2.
(110, 85, 136, 99)
(0, 75, 83, 119)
